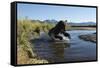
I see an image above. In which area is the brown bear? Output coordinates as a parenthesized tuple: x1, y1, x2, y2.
(48, 20, 71, 40)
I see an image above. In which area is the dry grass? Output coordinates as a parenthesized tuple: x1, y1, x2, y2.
(17, 45, 48, 64)
(17, 19, 50, 64)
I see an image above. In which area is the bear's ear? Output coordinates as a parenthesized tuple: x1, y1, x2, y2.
(65, 20, 67, 22)
(57, 20, 65, 26)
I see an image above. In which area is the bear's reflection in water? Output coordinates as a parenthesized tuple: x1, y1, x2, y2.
(31, 39, 70, 63)
(50, 43, 70, 62)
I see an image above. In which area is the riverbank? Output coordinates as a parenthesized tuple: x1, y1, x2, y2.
(17, 45, 48, 64)
(67, 27, 96, 30)
(17, 20, 49, 64)
(79, 33, 96, 43)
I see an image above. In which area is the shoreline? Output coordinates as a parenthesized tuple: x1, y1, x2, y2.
(66, 27, 96, 31)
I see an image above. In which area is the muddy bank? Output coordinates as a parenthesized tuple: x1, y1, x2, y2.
(79, 33, 96, 43)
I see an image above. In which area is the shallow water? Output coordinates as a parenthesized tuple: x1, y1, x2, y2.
(31, 30, 96, 63)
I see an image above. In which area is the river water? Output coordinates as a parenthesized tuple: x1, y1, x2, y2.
(31, 30, 96, 63)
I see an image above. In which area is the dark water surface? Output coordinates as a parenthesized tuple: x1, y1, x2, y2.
(31, 30, 96, 63)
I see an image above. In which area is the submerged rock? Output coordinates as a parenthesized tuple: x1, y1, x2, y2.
(79, 34, 96, 43)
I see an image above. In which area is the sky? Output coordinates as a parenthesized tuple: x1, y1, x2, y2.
(17, 3, 96, 23)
